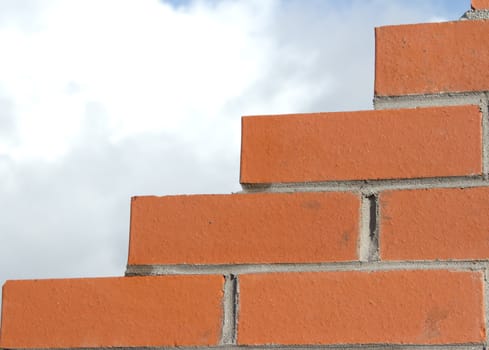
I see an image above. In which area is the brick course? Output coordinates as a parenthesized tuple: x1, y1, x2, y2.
(0, 276, 224, 348)
(375, 20, 489, 96)
(129, 192, 360, 265)
(238, 271, 485, 345)
(240, 105, 482, 184)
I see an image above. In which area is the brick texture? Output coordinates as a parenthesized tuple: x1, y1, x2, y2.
(238, 270, 485, 345)
(240, 105, 481, 184)
(375, 20, 489, 96)
(3, 4, 489, 350)
(128, 192, 360, 265)
(380, 187, 489, 261)
(472, 0, 489, 9)
(0, 276, 223, 348)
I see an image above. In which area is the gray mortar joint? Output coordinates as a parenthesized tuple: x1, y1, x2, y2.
(220, 274, 238, 345)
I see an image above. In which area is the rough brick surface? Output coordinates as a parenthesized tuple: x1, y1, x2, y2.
(4, 5, 489, 350)
(375, 20, 489, 96)
(129, 192, 360, 265)
(240, 105, 481, 184)
(0, 276, 223, 348)
(380, 187, 489, 261)
(472, 0, 489, 9)
(238, 270, 485, 345)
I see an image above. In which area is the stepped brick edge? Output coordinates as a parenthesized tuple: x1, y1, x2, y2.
(3, 3, 489, 350)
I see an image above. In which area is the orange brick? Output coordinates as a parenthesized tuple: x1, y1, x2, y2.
(380, 187, 489, 261)
(375, 20, 489, 96)
(240, 105, 481, 184)
(238, 270, 485, 345)
(128, 192, 359, 265)
(472, 0, 489, 9)
(0, 276, 223, 348)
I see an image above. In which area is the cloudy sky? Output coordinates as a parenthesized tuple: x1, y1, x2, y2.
(0, 0, 470, 306)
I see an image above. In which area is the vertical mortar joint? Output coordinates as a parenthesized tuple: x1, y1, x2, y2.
(220, 274, 238, 345)
(367, 193, 380, 262)
(482, 96, 489, 180)
(367, 194, 377, 239)
(359, 192, 379, 262)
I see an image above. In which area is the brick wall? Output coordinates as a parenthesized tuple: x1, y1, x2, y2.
(3, 2, 489, 350)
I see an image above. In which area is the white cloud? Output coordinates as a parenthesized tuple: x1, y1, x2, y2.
(0, 0, 467, 310)
(0, 0, 279, 161)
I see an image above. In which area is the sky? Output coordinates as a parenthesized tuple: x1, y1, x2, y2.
(0, 0, 471, 309)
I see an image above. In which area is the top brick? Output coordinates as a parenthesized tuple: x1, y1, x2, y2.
(472, 0, 489, 10)
(240, 105, 481, 184)
(375, 20, 489, 96)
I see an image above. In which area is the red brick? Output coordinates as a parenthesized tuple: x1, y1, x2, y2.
(240, 105, 481, 184)
(238, 270, 485, 345)
(380, 187, 489, 260)
(472, 0, 489, 9)
(128, 192, 359, 265)
(0, 276, 223, 348)
(375, 20, 489, 96)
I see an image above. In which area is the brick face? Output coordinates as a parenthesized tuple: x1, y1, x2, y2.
(472, 0, 489, 9)
(240, 105, 482, 184)
(238, 270, 485, 345)
(380, 187, 489, 261)
(375, 20, 489, 96)
(0, 276, 224, 348)
(3, 3, 489, 350)
(128, 192, 360, 265)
